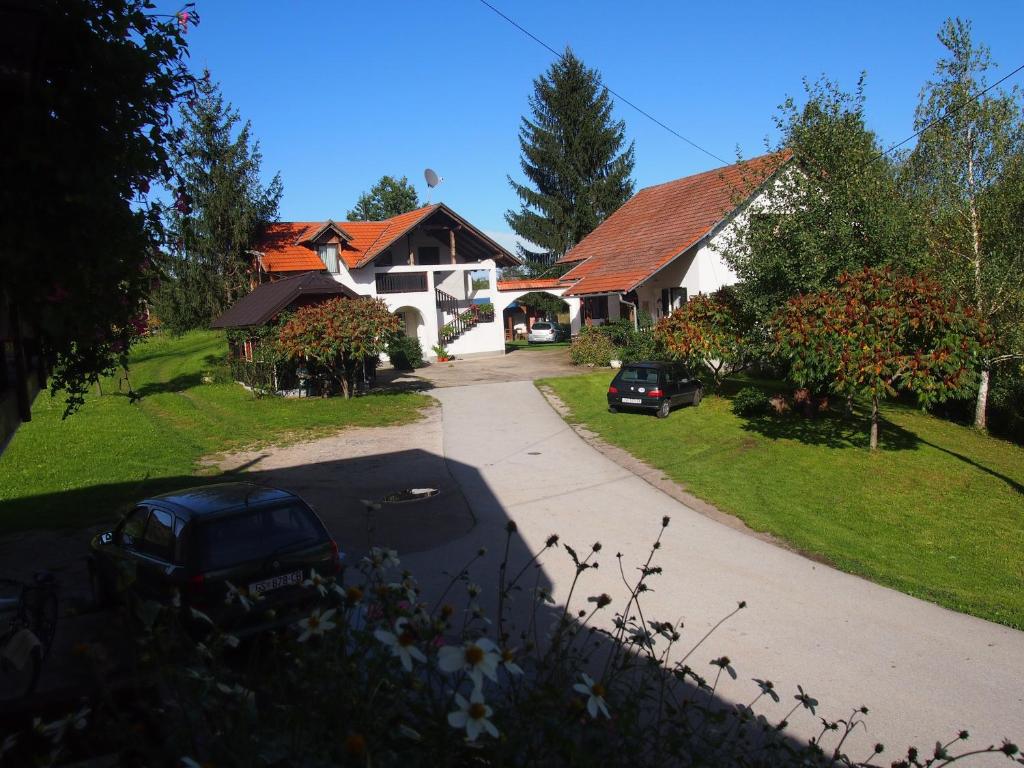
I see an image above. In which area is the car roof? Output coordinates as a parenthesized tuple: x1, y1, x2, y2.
(619, 361, 670, 369)
(141, 482, 299, 520)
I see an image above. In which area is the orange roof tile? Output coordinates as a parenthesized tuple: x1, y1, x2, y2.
(496, 278, 563, 292)
(257, 205, 443, 273)
(558, 152, 791, 296)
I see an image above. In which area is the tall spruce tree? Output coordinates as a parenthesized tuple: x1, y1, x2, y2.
(506, 49, 635, 266)
(156, 73, 283, 333)
(347, 175, 420, 221)
(907, 18, 1024, 429)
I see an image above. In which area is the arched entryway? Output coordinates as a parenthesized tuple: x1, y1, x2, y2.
(394, 306, 425, 346)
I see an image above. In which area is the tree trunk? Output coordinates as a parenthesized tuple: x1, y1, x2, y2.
(869, 393, 879, 451)
(967, 125, 988, 431)
(974, 368, 990, 429)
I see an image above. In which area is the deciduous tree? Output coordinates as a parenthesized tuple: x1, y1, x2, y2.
(277, 298, 399, 399)
(655, 288, 751, 390)
(347, 175, 420, 221)
(907, 17, 1024, 429)
(156, 73, 283, 333)
(506, 49, 635, 265)
(721, 77, 924, 323)
(774, 267, 985, 450)
(0, 0, 197, 415)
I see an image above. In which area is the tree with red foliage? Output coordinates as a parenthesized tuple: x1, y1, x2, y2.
(277, 298, 399, 399)
(655, 288, 751, 390)
(774, 267, 986, 449)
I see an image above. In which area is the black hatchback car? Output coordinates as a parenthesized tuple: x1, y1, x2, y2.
(89, 483, 340, 635)
(607, 361, 703, 418)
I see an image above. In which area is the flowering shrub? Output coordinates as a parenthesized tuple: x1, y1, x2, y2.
(570, 327, 618, 366)
(5, 522, 1020, 767)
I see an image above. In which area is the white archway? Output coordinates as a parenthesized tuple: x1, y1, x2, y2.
(393, 305, 426, 347)
(496, 285, 582, 336)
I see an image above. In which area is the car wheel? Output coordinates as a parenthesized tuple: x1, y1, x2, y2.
(656, 400, 671, 419)
(692, 387, 703, 407)
(608, 405, 618, 414)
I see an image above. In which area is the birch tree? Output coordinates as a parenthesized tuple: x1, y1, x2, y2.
(908, 18, 1024, 429)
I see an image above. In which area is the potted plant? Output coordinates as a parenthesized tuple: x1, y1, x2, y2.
(431, 344, 451, 362)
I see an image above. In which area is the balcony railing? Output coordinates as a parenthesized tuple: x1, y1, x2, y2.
(375, 272, 428, 294)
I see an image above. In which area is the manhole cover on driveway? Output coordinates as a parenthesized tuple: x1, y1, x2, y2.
(380, 487, 440, 504)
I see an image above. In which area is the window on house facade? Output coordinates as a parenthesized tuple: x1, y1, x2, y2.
(318, 244, 340, 273)
(584, 295, 608, 321)
(418, 246, 440, 266)
(375, 249, 393, 267)
(660, 287, 687, 315)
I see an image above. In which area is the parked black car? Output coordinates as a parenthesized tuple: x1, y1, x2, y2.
(89, 483, 340, 636)
(607, 361, 703, 418)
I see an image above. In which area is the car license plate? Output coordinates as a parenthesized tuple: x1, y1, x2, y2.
(622, 397, 642, 404)
(250, 570, 303, 595)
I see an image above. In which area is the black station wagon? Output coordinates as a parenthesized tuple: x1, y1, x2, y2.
(607, 361, 703, 418)
(89, 483, 340, 635)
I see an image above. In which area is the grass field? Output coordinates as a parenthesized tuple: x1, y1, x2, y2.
(505, 340, 571, 351)
(539, 372, 1024, 629)
(0, 331, 430, 533)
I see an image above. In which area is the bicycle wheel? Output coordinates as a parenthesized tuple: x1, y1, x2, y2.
(0, 635, 41, 703)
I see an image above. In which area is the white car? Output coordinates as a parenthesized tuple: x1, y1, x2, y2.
(527, 321, 564, 343)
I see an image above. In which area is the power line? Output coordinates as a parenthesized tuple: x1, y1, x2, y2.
(870, 61, 1024, 164)
(476, 0, 730, 166)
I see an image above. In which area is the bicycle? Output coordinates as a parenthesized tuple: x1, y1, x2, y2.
(0, 572, 58, 703)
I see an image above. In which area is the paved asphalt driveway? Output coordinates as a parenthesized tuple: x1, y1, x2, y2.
(401, 380, 1024, 758)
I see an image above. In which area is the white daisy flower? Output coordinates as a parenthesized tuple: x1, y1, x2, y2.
(437, 637, 500, 688)
(573, 673, 611, 719)
(374, 617, 426, 671)
(297, 607, 337, 642)
(224, 581, 254, 611)
(362, 547, 400, 573)
(500, 646, 524, 676)
(447, 689, 499, 741)
(302, 568, 328, 597)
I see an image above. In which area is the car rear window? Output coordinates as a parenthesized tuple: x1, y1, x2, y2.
(619, 367, 660, 385)
(195, 502, 326, 571)
(532, 322, 552, 330)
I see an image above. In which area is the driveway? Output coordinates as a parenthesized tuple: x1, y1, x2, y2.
(399, 380, 1024, 758)
(379, 345, 578, 388)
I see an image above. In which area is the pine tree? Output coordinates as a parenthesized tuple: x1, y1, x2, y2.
(908, 18, 1024, 430)
(506, 49, 635, 266)
(156, 73, 283, 333)
(347, 175, 420, 221)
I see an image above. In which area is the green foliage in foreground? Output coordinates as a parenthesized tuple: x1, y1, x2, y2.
(0, 331, 430, 533)
(540, 372, 1024, 629)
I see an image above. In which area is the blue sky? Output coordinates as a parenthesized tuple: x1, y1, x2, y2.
(170, 1, 1023, 250)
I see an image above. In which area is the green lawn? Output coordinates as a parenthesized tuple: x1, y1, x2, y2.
(505, 340, 571, 351)
(0, 331, 431, 533)
(539, 372, 1024, 629)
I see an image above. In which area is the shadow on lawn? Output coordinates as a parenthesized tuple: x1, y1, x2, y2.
(739, 409, 919, 451)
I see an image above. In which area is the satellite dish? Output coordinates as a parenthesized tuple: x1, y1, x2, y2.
(424, 168, 443, 202)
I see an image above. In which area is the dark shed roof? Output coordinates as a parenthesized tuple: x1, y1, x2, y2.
(210, 272, 358, 329)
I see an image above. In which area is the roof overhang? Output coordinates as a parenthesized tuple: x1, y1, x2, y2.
(297, 220, 355, 245)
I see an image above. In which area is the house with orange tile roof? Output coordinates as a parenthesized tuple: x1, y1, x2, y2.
(554, 152, 791, 326)
(249, 203, 533, 359)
